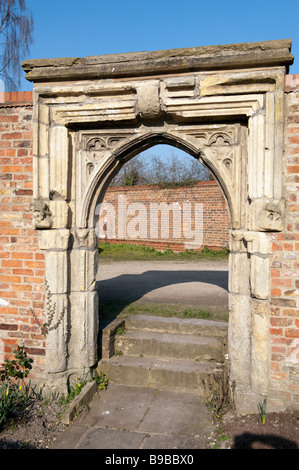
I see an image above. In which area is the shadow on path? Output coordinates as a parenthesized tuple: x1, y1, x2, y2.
(96, 268, 228, 320)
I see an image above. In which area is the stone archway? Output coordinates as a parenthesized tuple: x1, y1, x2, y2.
(22, 39, 293, 414)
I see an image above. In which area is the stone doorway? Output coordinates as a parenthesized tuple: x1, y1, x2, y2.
(22, 39, 293, 414)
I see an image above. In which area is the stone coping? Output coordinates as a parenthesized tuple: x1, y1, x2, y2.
(22, 39, 293, 82)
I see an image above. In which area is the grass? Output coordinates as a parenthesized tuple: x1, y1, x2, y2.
(99, 300, 229, 323)
(98, 241, 229, 262)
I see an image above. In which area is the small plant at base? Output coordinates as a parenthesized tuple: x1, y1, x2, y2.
(0, 346, 33, 425)
(258, 396, 267, 424)
(93, 371, 109, 390)
(58, 376, 87, 407)
(0, 345, 32, 382)
(116, 327, 125, 336)
(29, 279, 65, 336)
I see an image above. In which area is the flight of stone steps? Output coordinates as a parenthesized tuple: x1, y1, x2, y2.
(97, 314, 228, 402)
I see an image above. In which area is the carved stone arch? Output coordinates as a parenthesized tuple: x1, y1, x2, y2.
(81, 129, 235, 230)
(23, 40, 293, 414)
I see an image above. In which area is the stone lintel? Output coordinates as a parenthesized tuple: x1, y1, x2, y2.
(22, 39, 293, 82)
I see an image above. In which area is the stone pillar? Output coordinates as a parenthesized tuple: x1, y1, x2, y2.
(68, 228, 99, 376)
(38, 229, 70, 392)
(246, 233, 271, 398)
(37, 227, 99, 391)
(228, 230, 271, 414)
(228, 231, 251, 404)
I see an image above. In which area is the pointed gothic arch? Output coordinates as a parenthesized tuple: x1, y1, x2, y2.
(81, 130, 235, 231)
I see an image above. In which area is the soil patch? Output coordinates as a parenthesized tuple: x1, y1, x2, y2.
(0, 397, 67, 449)
(210, 409, 299, 449)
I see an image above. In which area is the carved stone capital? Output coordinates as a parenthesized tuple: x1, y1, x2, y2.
(249, 199, 285, 232)
(231, 230, 271, 255)
(73, 228, 98, 249)
(30, 199, 53, 229)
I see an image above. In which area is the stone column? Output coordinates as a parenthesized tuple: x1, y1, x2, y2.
(228, 230, 271, 414)
(67, 228, 99, 378)
(38, 229, 70, 392)
(246, 232, 271, 397)
(228, 231, 251, 406)
(38, 227, 99, 391)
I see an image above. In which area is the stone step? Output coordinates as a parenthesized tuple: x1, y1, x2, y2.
(125, 314, 228, 338)
(97, 355, 226, 398)
(115, 329, 224, 362)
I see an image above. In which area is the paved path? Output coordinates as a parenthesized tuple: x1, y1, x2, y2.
(51, 383, 214, 449)
(96, 259, 228, 310)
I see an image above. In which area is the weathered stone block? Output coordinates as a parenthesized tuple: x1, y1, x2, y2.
(49, 200, 70, 229)
(38, 229, 70, 251)
(68, 291, 99, 369)
(250, 254, 270, 300)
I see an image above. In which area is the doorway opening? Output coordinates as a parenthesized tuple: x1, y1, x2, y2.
(96, 143, 230, 404)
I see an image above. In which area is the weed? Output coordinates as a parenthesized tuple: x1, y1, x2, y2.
(258, 396, 267, 424)
(93, 371, 109, 390)
(43, 390, 53, 406)
(8, 418, 17, 431)
(116, 327, 125, 335)
(58, 376, 87, 407)
(0, 345, 32, 382)
(114, 350, 123, 356)
(203, 374, 230, 423)
(29, 279, 65, 336)
(208, 428, 229, 449)
(0, 345, 34, 425)
(218, 429, 229, 442)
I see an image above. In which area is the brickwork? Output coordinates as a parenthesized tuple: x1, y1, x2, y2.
(101, 181, 229, 252)
(0, 92, 46, 380)
(268, 74, 299, 410)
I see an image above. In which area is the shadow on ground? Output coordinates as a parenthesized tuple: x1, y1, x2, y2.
(233, 432, 298, 449)
(96, 268, 228, 320)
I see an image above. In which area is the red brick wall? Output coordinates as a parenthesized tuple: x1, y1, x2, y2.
(101, 182, 229, 251)
(269, 74, 299, 410)
(0, 92, 46, 380)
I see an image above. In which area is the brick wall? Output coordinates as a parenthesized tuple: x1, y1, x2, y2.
(101, 181, 229, 252)
(268, 74, 299, 410)
(0, 92, 46, 380)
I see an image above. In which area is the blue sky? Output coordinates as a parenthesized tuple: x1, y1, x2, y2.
(21, 0, 298, 91)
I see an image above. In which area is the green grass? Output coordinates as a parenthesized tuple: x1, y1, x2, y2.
(98, 242, 229, 261)
(99, 300, 229, 323)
